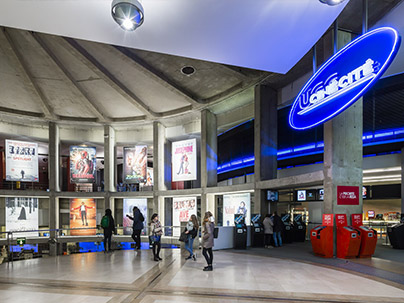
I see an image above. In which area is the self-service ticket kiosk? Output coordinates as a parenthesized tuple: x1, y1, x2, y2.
(234, 214, 247, 249)
(387, 223, 404, 249)
(310, 214, 334, 258)
(293, 214, 306, 242)
(351, 214, 377, 258)
(251, 214, 264, 247)
(336, 214, 361, 259)
(281, 214, 293, 243)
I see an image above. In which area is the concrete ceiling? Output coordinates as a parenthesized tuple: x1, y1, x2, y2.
(0, 0, 348, 73)
(0, 0, 402, 128)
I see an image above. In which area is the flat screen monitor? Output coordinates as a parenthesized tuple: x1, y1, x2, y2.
(362, 186, 368, 199)
(306, 189, 317, 201)
(318, 189, 324, 201)
(267, 190, 279, 201)
(297, 190, 306, 201)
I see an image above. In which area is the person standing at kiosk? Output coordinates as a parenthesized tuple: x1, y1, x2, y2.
(272, 212, 283, 247)
(202, 211, 214, 271)
(263, 214, 274, 248)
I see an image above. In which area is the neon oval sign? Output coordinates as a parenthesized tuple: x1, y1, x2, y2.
(289, 27, 401, 130)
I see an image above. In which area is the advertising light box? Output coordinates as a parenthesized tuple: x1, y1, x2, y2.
(70, 199, 96, 236)
(6, 197, 38, 237)
(297, 190, 306, 201)
(223, 193, 251, 226)
(6, 140, 39, 182)
(70, 146, 96, 183)
(289, 27, 401, 130)
(123, 198, 148, 235)
(172, 139, 197, 182)
(123, 146, 147, 184)
(172, 197, 197, 236)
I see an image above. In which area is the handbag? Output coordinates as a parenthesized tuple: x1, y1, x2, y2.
(179, 231, 188, 242)
(149, 235, 155, 245)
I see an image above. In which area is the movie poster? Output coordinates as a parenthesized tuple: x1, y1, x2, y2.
(6, 140, 39, 182)
(6, 197, 38, 237)
(172, 139, 197, 182)
(123, 198, 148, 235)
(123, 146, 147, 183)
(145, 168, 153, 186)
(70, 146, 96, 183)
(69, 199, 96, 236)
(223, 193, 251, 226)
(173, 197, 197, 236)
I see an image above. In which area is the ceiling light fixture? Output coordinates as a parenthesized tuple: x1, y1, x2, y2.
(111, 0, 144, 31)
(319, 0, 348, 6)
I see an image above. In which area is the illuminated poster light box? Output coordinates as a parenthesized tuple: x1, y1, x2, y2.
(289, 27, 401, 130)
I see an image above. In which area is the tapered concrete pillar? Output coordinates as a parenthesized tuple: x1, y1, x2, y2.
(104, 125, 116, 212)
(153, 122, 167, 224)
(104, 125, 116, 194)
(322, 30, 363, 256)
(201, 109, 217, 188)
(48, 122, 60, 256)
(254, 85, 278, 214)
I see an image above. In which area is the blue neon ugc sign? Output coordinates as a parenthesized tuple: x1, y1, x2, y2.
(289, 27, 401, 130)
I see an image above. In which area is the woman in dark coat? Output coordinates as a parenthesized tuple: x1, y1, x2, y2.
(201, 211, 214, 271)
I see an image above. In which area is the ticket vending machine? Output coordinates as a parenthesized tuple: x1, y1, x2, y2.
(310, 214, 334, 258)
(251, 214, 264, 247)
(293, 214, 306, 242)
(387, 223, 404, 249)
(281, 214, 293, 243)
(234, 214, 247, 249)
(351, 214, 377, 258)
(336, 214, 361, 259)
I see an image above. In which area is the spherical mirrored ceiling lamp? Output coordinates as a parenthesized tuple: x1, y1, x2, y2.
(319, 0, 348, 6)
(111, 0, 144, 31)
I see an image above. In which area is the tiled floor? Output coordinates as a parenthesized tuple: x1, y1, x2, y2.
(0, 246, 403, 303)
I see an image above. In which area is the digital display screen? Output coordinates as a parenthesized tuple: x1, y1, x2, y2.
(306, 190, 317, 201)
(267, 190, 278, 201)
(297, 190, 306, 201)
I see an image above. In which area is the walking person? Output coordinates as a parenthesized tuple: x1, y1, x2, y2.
(101, 209, 116, 253)
(262, 214, 274, 248)
(272, 211, 283, 247)
(184, 214, 199, 261)
(150, 213, 163, 261)
(126, 206, 144, 250)
(201, 211, 214, 271)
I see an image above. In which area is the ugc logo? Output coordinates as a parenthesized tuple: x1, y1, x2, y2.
(289, 27, 401, 130)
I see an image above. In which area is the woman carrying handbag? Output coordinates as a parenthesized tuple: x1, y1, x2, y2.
(184, 214, 199, 261)
(150, 213, 163, 261)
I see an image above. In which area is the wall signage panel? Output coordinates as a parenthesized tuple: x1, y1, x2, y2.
(123, 146, 147, 184)
(172, 139, 197, 182)
(70, 146, 96, 183)
(6, 140, 39, 182)
(337, 186, 360, 205)
(6, 197, 38, 237)
(172, 197, 197, 236)
(289, 27, 401, 130)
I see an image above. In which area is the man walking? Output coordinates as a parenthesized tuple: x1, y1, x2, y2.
(126, 206, 144, 249)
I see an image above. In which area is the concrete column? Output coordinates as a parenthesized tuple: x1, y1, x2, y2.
(254, 85, 278, 214)
(201, 109, 218, 188)
(103, 125, 116, 194)
(401, 147, 404, 214)
(48, 122, 60, 256)
(322, 30, 363, 256)
(153, 122, 166, 223)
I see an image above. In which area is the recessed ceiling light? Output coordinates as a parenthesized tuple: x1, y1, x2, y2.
(111, 0, 144, 31)
(319, 0, 348, 6)
(181, 66, 196, 76)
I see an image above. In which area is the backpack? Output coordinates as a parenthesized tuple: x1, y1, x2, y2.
(139, 212, 145, 222)
(101, 215, 109, 228)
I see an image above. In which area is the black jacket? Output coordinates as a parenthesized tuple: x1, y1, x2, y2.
(103, 214, 116, 235)
(272, 215, 284, 233)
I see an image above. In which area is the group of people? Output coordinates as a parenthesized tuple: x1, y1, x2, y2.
(262, 212, 283, 248)
(100, 207, 216, 271)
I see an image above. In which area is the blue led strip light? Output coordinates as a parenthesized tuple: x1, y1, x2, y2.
(217, 126, 404, 174)
(289, 27, 401, 130)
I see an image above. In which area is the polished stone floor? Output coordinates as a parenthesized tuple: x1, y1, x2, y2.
(0, 246, 403, 303)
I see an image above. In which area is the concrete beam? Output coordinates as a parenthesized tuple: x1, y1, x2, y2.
(2, 28, 56, 120)
(256, 170, 324, 190)
(33, 33, 108, 123)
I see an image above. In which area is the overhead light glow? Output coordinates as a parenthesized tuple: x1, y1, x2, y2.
(111, 0, 144, 31)
(319, 0, 348, 5)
